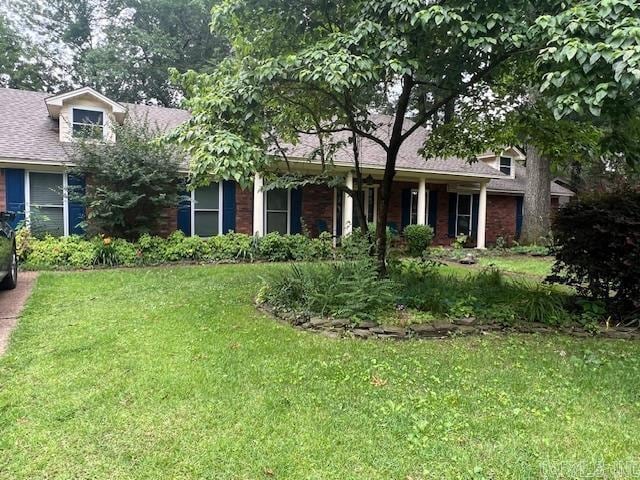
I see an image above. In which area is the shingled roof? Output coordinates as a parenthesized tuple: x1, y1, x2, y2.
(0, 88, 190, 165)
(0, 87, 573, 196)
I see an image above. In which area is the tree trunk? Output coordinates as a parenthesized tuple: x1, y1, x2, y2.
(521, 144, 551, 245)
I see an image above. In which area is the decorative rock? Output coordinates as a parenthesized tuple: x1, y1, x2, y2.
(455, 325, 477, 334)
(310, 317, 331, 327)
(432, 322, 457, 332)
(459, 253, 477, 265)
(357, 320, 378, 329)
(453, 317, 476, 326)
(370, 327, 386, 334)
(352, 329, 373, 339)
(382, 326, 407, 336)
(603, 330, 632, 339)
(330, 319, 350, 328)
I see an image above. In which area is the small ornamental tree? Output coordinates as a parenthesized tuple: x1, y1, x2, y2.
(69, 121, 184, 240)
(549, 189, 640, 322)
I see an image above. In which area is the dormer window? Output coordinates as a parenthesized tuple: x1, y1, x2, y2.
(72, 108, 104, 140)
(499, 156, 512, 176)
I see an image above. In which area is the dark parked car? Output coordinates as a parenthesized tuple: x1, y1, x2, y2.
(0, 212, 17, 290)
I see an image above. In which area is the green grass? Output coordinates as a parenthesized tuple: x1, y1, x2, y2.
(478, 255, 554, 277)
(1, 264, 639, 479)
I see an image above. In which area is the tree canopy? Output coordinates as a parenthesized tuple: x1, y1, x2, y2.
(7, 0, 229, 105)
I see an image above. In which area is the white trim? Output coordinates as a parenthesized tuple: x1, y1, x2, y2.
(498, 156, 515, 178)
(71, 106, 107, 141)
(264, 188, 291, 235)
(45, 86, 126, 114)
(24, 170, 68, 236)
(332, 187, 337, 239)
(283, 157, 505, 180)
(410, 188, 430, 225)
(190, 181, 223, 237)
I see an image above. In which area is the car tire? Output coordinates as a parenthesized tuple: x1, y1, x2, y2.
(0, 248, 17, 290)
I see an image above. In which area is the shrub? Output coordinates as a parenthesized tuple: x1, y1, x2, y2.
(403, 224, 434, 257)
(208, 232, 255, 261)
(549, 189, 640, 321)
(510, 245, 550, 256)
(69, 121, 184, 240)
(257, 232, 292, 261)
(137, 234, 167, 264)
(260, 258, 397, 322)
(340, 223, 394, 260)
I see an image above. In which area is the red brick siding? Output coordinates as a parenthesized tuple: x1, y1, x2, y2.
(154, 207, 177, 237)
(301, 184, 334, 236)
(235, 186, 253, 234)
(486, 195, 517, 245)
(0, 169, 5, 212)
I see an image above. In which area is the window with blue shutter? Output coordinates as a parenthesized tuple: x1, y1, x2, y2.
(222, 180, 236, 234)
(177, 190, 191, 236)
(4, 169, 25, 229)
(290, 188, 303, 234)
(447, 193, 457, 237)
(401, 188, 411, 231)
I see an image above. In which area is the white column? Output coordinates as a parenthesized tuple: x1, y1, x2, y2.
(417, 177, 427, 225)
(476, 182, 487, 249)
(342, 171, 353, 236)
(253, 173, 264, 236)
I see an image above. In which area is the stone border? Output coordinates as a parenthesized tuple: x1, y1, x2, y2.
(257, 303, 640, 340)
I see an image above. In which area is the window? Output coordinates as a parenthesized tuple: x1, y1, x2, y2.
(72, 108, 104, 139)
(409, 189, 430, 225)
(456, 193, 472, 236)
(265, 188, 290, 234)
(352, 186, 377, 227)
(29, 172, 65, 236)
(192, 182, 221, 237)
(499, 156, 512, 176)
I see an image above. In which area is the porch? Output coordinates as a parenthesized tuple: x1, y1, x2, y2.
(247, 169, 511, 249)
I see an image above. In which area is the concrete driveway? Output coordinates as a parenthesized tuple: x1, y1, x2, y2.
(0, 271, 38, 356)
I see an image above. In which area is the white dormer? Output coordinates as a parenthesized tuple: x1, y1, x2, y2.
(477, 147, 524, 179)
(45, 87, 126, 143)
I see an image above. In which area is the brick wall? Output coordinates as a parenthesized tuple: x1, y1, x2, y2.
(301, 184, 334, 236)
(486, 195, 517, 245)
(154, 207, 177, 237)
(0, 169, 5, 212)
(235, 186, 253, 234)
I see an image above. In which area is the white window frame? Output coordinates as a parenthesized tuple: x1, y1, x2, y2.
(499, 156, 513, 177)
(191, 181, 223, 237)
(455, 193, 473, 237)
(409, 188, 430, 225)
(71, 106, 106, 140)
(264, 188, 291, 235)
(25, 170, 69, 236)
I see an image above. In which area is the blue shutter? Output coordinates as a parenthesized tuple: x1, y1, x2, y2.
(428, 190, 438, 234)
(472, 193, 480, 238)
(5, 168, 25, 229)
(400, 188, 411, 232)
(67, 174, 85, 235)
(516, 196, 524, 239)
(222, 180, 236, 234)
(290, 187, 303, 234)
(177, 191, 191, 236)
(447, 193, 457, 238)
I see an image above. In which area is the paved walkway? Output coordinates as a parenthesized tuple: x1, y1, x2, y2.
(0, 271, 38, 356)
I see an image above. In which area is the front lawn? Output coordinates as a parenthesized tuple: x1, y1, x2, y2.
(1, 264, 639, 479)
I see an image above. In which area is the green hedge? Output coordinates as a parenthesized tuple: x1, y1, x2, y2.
(18, 230, 336, 270)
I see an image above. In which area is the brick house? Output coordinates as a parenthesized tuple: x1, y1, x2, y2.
(0, 87, 573, 247)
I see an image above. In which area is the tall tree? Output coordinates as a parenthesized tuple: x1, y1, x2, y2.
(11, 0, 229, 105)
(171, 0, 640, 273)
(0, 14, 53, 90)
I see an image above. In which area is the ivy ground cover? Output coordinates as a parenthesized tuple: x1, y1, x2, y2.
(1, 264, 639, 479)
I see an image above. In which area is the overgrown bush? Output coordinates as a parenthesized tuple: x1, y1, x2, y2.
(340, 223, 394, 260)
(549, 189, 640, 321)
(69, 121, 184, 240)
(403, 224, 434, 256)
(259, 258, 396, 322)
